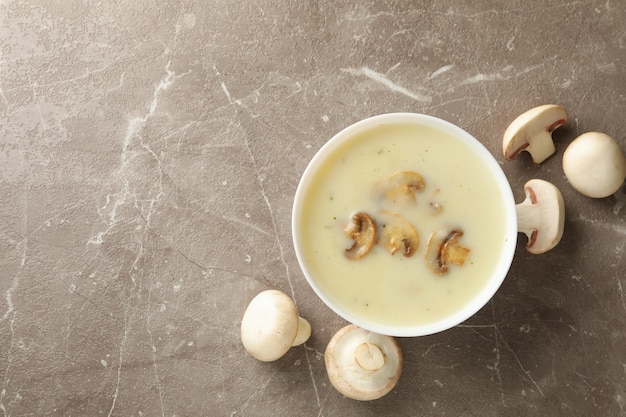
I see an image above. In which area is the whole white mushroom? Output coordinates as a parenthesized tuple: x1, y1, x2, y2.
(325, 324, 402, 401)
(240, 290, 311, 362)
(503, 104, 568, 164)
(562, 132, 626, 198)
(515, 179, 565, 254)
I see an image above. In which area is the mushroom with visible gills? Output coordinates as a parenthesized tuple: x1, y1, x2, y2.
(424, 227, 470, 274)
(379, 210, 419, 257)
(241, 290, 311, 362)
(503, 104, 568, 164)
(325, 324, 402, 401)
(562, 132, 626, 198)
(344, 212, 377, 259)
(515, 179, 565, 254)
(373, 171, 425, 204)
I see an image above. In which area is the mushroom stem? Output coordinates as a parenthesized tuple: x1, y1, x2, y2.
(292, 317, 312, 346)
(354, 343, 386, 371)
(516, 203, 542, 238)
(325, 324, 402, 401)
(526, 130, 556, 164)
(515, 179, 565, 254)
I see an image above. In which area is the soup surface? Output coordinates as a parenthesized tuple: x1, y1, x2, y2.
(298, 122, 509, 329)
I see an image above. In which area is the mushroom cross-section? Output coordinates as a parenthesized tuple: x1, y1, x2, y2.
(424, 227, 470, 274)
(502, 104, 567, 164)
(344, 212, 377, 259)
(241, 290, 311, 362)
(562, 132, 626, 198)
(325, 324, 403, 401)
(373, 171, 425, 204)
(515, 179, 565, 254)
(379, 210, 419, 257)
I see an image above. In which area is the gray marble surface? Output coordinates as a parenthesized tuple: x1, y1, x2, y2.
(1, 1, 625, 416)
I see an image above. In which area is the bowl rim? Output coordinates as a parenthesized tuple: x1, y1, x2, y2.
(291, 112, 518, 337)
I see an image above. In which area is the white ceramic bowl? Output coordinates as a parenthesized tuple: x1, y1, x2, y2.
(292, 113, 518, 337)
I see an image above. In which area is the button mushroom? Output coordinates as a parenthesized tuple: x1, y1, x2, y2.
(502, 104, 568, 164)
(373, 171, 425, 204)
(325, 324, 402, 401)
(241, 290, 311, 362)
(379, 210, 419, 257)
(344, 212, 377, 259)
(562, 132, 626, 198)
(424, 227, 471, 274)
(515, 179, 565, 254)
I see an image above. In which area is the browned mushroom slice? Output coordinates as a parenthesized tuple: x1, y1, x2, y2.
(373, 171, 425, 204)
(344, 212, 377, 259)
(379, 210, 419, 257)
(425, 228, 470, 274)
(502, 104, 567, 164)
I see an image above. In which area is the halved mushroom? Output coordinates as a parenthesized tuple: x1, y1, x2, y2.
(325, 324, 402, 401)
(344, 212, 377, 259)
(562, 132, 626, 198)
(425, 228, 470, 274)
(373, 171, 425, 204)
(502, 104, 567, 164)
(379, 210, 419, 257)
(516, 179, 565, 254)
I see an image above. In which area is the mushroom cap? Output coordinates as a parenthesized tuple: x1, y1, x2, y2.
(562, 132, 626, 198)
(241, 290, 300, 362)
(325, 324, 402, 401)
(515, 179, 565, 254)
(503, 104, 567, 163)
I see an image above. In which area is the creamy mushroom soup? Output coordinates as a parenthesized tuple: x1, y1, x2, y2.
(298, 122, 509, 328)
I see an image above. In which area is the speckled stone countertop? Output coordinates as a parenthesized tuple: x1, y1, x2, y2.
(1, 1, 625, 416)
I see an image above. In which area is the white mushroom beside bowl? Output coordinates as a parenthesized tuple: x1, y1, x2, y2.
(241, 290, 311, 362)
(502, 104, 568, 164)
(325, 324, 402, 401)
(516, 179, 565, 254)
(562, 131, 626, 198)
